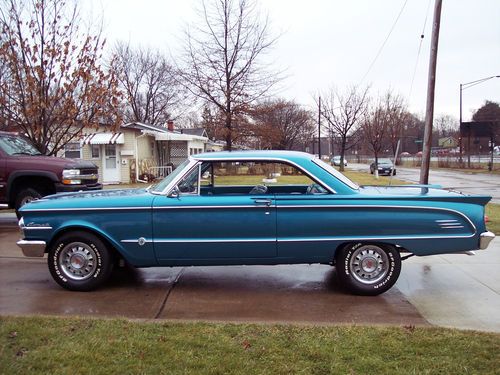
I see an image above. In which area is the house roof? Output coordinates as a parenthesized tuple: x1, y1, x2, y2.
(180, 128, 208, 137)
(121, 122, 169, 133)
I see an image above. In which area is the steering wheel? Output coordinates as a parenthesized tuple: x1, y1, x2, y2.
(249, 184, 268, 195)
(306, 183, 323, 195)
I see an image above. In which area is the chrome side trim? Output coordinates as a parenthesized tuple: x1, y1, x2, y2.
(23, 226, 53, 230)
(479, 231, 495, 250)
(21, 206, 150, 212)
(121, 238, 275, 243)
(17, 240, 46, 257)
(153, 205, 276, 210)
(277, 234, 475, 242)
(121, 233, 475, 245)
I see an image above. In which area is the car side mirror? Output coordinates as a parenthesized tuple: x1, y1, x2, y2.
(168, 186, 180, 198)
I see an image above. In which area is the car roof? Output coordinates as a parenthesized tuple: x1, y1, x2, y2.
(193, 150, 314, 161)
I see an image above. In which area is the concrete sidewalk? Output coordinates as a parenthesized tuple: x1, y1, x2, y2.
(396, 238, 500, 332)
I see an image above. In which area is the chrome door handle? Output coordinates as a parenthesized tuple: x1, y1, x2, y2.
(253, 199, 272, 206)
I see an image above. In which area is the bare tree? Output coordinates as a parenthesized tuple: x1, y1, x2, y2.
(0, 0, 121, 155)
(320, 86, 370, 171)
(383, 92, 409, 156)
(434, 114, 458, 138)
(251, 99, 314, 150)
(114, 42, 187, 125)
(362, 96, 390, 177)
(180, 0, 281, 150)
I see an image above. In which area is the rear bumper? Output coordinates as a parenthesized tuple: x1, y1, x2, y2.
(479, 231, 495, 250)
(17, 240, 46, 257)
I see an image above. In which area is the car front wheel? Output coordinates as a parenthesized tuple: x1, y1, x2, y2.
(48, 231, 114, 291)
(15, 188, 42, 218)
(335, 242, 401, 295)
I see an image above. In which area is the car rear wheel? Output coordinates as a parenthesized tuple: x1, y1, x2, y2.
(335, 242, 401, 295)
(48, 231, 114, 291)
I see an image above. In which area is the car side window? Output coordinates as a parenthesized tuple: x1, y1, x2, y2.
(176, 164, 200, 195)
(199, 161, 328, 196)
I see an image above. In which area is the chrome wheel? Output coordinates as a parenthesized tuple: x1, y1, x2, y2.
(59, 242, 98, 281)
(20, 195, 35, 206)
(349, 245, 389, 285)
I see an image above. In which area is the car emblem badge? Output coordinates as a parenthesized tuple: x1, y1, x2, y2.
(138, 237, 146, 246)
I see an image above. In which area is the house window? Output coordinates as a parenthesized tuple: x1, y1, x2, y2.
(91, 145, 100, 158)
(64, 142, 81, 159)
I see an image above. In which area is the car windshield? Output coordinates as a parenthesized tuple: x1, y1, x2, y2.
(150, 158, 192, 193)
(0, 135, 42, 156)
(378, 159, 392, 165)
(313, 158, 359, 190)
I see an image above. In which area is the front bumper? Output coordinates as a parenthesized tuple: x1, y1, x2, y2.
(17, 240, 46, 257)
(55, 182, 102, 193)
(479, 231, 495, 250)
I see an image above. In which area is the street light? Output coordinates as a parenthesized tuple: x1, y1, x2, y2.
(459, 75, 500, 167)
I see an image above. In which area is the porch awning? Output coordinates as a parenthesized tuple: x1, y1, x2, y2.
(81, 132, 124, 145)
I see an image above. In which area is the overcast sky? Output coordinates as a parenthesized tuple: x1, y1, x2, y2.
(85, 0, 500, 122)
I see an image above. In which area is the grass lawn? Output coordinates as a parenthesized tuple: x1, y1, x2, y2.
(341, 170, 408, 186)
(486, 203, 500, 235)
(1, 317, 499, 374)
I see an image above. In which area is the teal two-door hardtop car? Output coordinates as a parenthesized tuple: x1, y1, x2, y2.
(17, 150, 495, 295)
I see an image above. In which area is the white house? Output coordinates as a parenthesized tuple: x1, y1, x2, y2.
(62, 121, 210, 184)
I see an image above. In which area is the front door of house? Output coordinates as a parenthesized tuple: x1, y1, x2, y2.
(102, 144, 120, 182)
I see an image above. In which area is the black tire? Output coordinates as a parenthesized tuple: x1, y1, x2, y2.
(393, 170, 397, 176)
(48, 231, 114, 291)
(335, 242, 401, 296)
(15, 188, 42, 218)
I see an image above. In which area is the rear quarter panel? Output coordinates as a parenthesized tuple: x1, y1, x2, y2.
(276, 195, 486, 261)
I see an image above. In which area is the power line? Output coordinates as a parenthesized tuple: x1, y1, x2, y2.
(359, 0, 409, 84)
(408, 0, 432, 99)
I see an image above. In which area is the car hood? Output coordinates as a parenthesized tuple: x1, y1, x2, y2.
(359, 185, 491, 205)
(19, 188, 155, 212)
(15, 154, 98, 169)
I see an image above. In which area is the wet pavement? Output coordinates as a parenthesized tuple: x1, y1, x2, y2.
(1, 212, 499, 331)
(0, 215, 425, 326)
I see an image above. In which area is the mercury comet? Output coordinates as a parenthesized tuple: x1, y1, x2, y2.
(17, 150, 495, 295)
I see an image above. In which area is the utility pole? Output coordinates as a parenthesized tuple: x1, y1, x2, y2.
(420, 0, 442, 184)
(318, 96, 322, 158)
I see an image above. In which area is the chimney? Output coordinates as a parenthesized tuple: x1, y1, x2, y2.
(167, 120, 174, 131)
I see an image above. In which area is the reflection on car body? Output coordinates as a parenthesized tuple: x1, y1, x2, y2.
(17, 150, 494, 295)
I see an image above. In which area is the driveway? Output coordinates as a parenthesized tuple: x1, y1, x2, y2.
(348, 163, 500, 204)
(1, 213, 499, 332)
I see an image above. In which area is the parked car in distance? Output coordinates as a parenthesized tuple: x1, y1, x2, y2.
(370, 158, 396, 176)
(331, 155, 347, 167)
(17, 150, 494, 295)
(0, 131, 102, 217)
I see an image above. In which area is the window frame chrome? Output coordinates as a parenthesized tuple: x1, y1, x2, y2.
(159, 156, 336, 197)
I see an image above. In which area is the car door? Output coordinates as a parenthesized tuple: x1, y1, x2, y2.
(152, 161, 277, 265)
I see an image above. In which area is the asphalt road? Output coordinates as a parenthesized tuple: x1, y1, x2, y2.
(1, 213, 499, 331)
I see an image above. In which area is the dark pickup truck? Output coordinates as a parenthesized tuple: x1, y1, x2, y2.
(0, 131, 102, 216)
